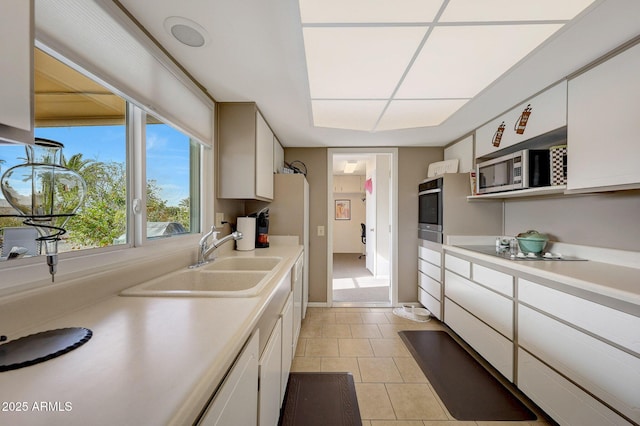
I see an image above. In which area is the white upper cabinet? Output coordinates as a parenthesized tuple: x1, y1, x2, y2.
(567, 42, 640, 193)
(0, 0, 34, 145)
(255, 112, 274, 200)
(444, 135, 473, 173)
(333, 175, 363, 193)
(475, 81, 567, 159)
(217, 102, 274, 201)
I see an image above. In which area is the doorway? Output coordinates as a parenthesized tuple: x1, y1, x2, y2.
(327, 148, 398, 307)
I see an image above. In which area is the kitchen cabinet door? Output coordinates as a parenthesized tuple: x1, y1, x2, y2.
(519, 304, 640, 423)
(445, 298, 513, 381)
(567, 42, 640, 192)
(0, 0, 34, 145)
(280, 294, 293, 401)
(333, 175, 362, 193)
(518, 349, 630, 426)
(444, 270, 513, 339)
(475, 81, 567, 159)
(217, 102, 274, 201)
(256, 112, 274, 200)
(198, 332, 259, 426)
(259, 317, 282, 426)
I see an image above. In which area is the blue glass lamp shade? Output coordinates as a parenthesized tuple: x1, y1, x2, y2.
(1, 138, 86, 281)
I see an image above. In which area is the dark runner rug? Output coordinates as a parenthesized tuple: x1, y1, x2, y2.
(279, 372, 361, 426)
(399, 330, 536, 421)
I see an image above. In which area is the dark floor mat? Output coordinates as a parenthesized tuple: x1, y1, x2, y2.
(279, 372, 361, 426)
(399, 330, 536, 421)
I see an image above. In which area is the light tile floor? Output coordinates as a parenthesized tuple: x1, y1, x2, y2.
(291, 307, 554, 426)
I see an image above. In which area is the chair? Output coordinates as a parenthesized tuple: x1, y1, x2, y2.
(358, 223, 366, 259)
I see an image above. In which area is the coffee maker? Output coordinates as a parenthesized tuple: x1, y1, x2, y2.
(254, 208, 269, 248)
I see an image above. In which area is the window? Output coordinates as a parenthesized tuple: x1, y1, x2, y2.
(145, 114, 201, 240)
(0, 47, 202, 263)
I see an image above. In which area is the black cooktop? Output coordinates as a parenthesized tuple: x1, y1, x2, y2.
(455, 245, 587, 261)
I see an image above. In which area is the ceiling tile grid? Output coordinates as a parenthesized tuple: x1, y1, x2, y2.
(298, 0, 595, 132)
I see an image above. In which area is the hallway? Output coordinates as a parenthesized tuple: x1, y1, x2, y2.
(333, 253, 390, 303)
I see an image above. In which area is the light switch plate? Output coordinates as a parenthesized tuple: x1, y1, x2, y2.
(317, 226, 325, 237)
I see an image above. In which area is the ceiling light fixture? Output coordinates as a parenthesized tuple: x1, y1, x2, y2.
(298, 0, 596, 132)
(344, 161, 358, 174)
(164, 16, 210, 48)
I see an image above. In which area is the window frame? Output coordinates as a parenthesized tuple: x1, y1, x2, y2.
(0, 44, 213, 297)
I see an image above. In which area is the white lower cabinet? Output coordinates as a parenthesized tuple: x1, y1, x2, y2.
(444, 270, 513, 339)
(444, 253, 470, 278)
(443, 249, 640, 426)
(519, 304, 640, 424)
(418, 242, 442, 320)
(518, 348, 631, 426)
(418, 275, 441, 319)
(259, 318, 282, 426)
(198, 332, 259, 426)
(280, 294, 294, 401)
(445, 298, 513, 381)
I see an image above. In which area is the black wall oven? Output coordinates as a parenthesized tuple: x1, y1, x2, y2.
(418, 177, 443, 243)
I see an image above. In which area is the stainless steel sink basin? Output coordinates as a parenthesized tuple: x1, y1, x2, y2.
(120, 269, 271, 298)
(202, 256, 282, 271)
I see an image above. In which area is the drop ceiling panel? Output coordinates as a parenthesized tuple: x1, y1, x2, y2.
(440, 0, 596, 22)
(376, 99, 469, 130)
(312, 100, 386, 131)
(396, 24, 563, 99)
(303, 26, 428, 98)
(299, 0, 444, 24)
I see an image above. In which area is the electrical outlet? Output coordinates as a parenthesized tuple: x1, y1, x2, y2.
(215, 212, 225, 228)
(317, 225, 325, 237)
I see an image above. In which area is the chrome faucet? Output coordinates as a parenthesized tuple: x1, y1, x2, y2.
(191, 225, 243, 268)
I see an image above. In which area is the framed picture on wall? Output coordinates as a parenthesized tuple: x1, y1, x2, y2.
(335, 199, 351, 220)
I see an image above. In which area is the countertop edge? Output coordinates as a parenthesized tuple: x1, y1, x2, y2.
(443, 244, 640, 310)
(169, 245, 303, 425)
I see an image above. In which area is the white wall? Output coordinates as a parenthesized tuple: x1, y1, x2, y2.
(332, 183, 366, 254)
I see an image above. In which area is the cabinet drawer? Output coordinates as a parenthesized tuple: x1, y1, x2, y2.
(418, 271, 441, 301)
(473, 263, 513, 297)
(519, 279, 640, 356)
(418, 245, 441, 267)
(419, 287, 441, 320)
(445, 270, 513, 339)
(418, 259, 441, 282)
(518, 348, 631, 426)
(445, 298, 513, 381)
(519, 305, 640, 423)
(444, 254, 470, 278)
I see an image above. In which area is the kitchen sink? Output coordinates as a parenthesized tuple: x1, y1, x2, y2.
(120, 269, 271, 298)
(201, 256, 282, 271)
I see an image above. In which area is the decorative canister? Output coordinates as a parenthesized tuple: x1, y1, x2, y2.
(550, 144, 567, 185)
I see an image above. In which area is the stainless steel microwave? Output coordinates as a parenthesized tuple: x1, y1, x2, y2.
(476, 149, 550, 194)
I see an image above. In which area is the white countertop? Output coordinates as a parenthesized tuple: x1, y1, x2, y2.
(0, 244, 302, 426)
(444, 244, 640, 309)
